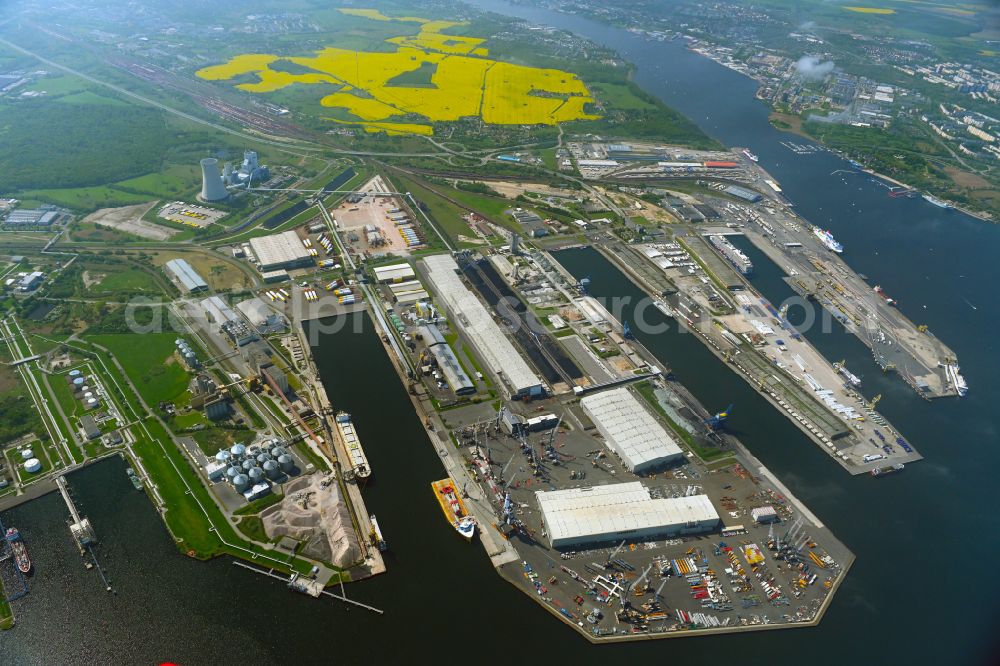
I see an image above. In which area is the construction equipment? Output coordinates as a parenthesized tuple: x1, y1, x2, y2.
(605, 540, 627, 568)
(866, 394, 882, 410)
(917, 324, 928, 333)
(706, 404, 733, 431)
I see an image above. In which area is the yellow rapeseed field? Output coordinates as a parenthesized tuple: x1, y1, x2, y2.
(195, 9, 597, 136)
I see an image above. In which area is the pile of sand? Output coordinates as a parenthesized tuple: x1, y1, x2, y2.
(261, 474, 361, 567)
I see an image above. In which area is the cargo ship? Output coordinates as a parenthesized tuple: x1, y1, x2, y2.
(946, 364, 968, 397)
(873, 285, 896, 306)
(812, 226, 843, 253)
(5, 527, 31, 574)
(708, 234, 754, 276)
(335, 412, 371, 479)
(369, 514, 387, 552)
(741, 148, 759, 162)
(922, 194, 952, 209)
(431, 478, 476, 540)
(834, 361, 861, 387)
(871, 463, 905, 478)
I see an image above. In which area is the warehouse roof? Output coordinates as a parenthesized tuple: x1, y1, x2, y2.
(201, 295, 238, 324)
(537, 482, 719, 544)
(165, 258, 208, 293)
(580, 387, 683, 471)
(421, 254, 542, 396)
(249, 230, 313, 270)
(373, 262, 415, 282)
(236, 298, 279, 326)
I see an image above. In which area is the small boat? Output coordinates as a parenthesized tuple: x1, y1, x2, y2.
(126, 467, 144, 491)
(5, 527, 32, 574)
(370, 514, 388, 552)
(742, 148, 759, 162)
(431, 478, 475, 541)
(871, 463, 904, 478)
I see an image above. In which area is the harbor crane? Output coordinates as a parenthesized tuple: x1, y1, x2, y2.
(706, 404, 733, 431)
(605, 540, 627, 568)
(632, 564, 653, 594)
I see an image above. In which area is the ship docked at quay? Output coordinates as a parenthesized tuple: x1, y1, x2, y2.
(708, 234, 754, 276)
(812, 226, 844, 253)
(922, 194, 952, 209)
(431, 478, 476, 540)
(946, 364, 968, 397)
(335, 412, 371, 479)
(871, 463, 905, 478)
(5, 527, 31, 574)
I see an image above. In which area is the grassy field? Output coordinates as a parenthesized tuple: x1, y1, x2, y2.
(0, 598, 13, 631)
(16, 185, 152, 210)
(388, 173, 474, 244)
(86, 333, 191, 406)
(591, 82, 657, 110)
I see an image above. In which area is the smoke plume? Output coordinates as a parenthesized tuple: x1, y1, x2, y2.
(795, 55, 835, 81)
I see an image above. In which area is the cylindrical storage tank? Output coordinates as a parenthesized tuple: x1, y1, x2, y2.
(230, 443, 246, 457)
(69, 369, 81, 377)
(270, 446, 287, 458)
(174, 339, 184, 346)
(86, 398, 98, 406)
(242, 459, 254, 471)
(233, 474, 250, 493)
(84, 392, 94, 399)
(73, 377, 85, 386)
(256, 453, 271, 465)
(184, 352, 196, 363)
(215, 450, 231, 464)
(23, 458, 41, 474)
(263, 460, 280, 480)
(277, 454, 294, 473)
(20, 449, 33, 460)
(226, 466, 240, 482)
(248, 467, 264, 484)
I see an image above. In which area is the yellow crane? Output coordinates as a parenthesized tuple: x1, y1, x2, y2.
(917, 324, 928, 333)
(866, 394, 882, 410)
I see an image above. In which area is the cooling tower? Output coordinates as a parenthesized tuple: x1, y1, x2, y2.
(200, 158, 229, 201)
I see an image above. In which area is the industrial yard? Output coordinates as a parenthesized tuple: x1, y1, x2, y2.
(347, 222, 855, 639)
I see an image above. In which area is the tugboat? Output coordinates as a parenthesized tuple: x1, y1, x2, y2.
(871, 463, 905, 478)
(369, 514, 388, 552)
(431, 478, 476, 541)
(5, 527, 32, 574)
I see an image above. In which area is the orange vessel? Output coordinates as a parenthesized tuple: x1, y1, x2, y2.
(431, 478, 475, 540)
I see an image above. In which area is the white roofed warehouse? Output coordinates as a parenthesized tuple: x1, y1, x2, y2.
(421, 254, 544, 399)
(165, 258, 208, 294)
(249, 230, 314, 272)
(537, 482, 720, 549)
(580, 387, 685, 474)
